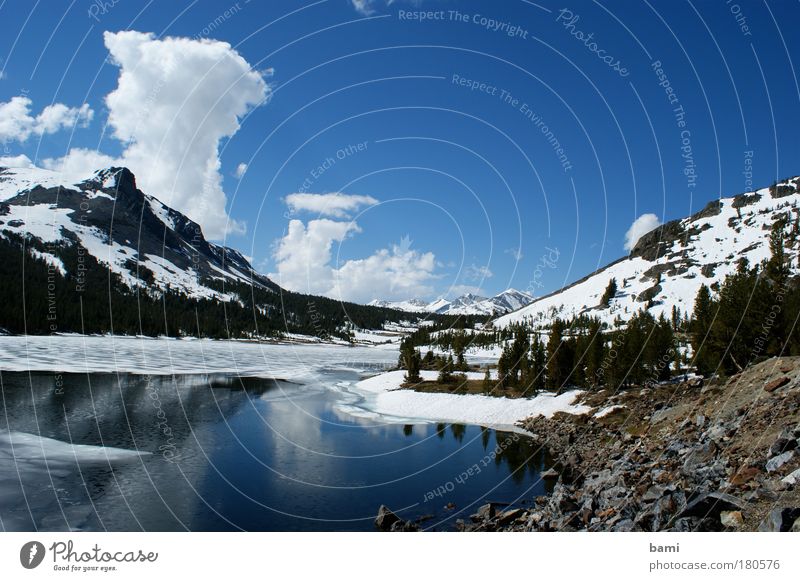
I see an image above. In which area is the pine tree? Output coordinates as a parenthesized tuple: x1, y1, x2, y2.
(600, 278, 617, 307)
(546, 319, 566, 391)
(690, 284, 716, 375)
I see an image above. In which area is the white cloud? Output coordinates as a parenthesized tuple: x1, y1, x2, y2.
(505, 247, 524, 261)
(350, 0, 423, 15)
(465, 263, 493, 281)
(270, 218, 361, 296)
(0, 154, 34, 168)
(270, 219, 438, 303)
(285, 192, 378, 218)
(624, 213, 662, 251)
(234, 162, 247, 179)
(0, 96, 93, 142)
(47, 30, 270, 240)
(449, 284, 485, 297)
(42, 148, 117, 183)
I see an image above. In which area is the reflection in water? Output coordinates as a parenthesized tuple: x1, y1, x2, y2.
(0, 371, 553, 531)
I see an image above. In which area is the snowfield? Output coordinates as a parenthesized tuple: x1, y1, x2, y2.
(345, 370, 591, 430)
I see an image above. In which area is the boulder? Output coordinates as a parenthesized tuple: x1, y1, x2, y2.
(769, 436, 798, 457)
(766, 450, 794, 473)
(474, 503, 496, 522)
(497, 508, 526, 526)
(764, 377, 791, 393)
(758, 507, 800, 532)
(677, 491, 746, 520)
(720, 511, 744, 528)
(375, 505, 401, 531)
(541, 468, 559, 479)
(781, 468, 800, 487)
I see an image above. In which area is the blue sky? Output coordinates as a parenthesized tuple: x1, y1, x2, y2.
(1, 0, 799, 304)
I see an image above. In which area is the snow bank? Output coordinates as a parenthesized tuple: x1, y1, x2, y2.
(346, 370, 590, 429)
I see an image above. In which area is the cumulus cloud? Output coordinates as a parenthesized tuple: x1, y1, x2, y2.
(270, 219, 438, 303)
(0, 154, 34, 168)
(0, 96, 92, 142)
(285, 192, 378, 218)
(43, 148, 117, 182)
(48, 30, 270, 240)
(234, 162, 247, 179)
(624, 213, 662, 251)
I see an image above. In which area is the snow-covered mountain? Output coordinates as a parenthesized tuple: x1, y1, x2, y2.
(495, 177, 800, 329)
(368, 289, 535, 316)
(0, 165, 276, 301)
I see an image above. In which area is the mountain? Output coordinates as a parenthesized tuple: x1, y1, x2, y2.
(0, 165, 427, 338)
(495, 176, 800, 329)
(1, 165, 276, 301)
(368, 289, 535, 316)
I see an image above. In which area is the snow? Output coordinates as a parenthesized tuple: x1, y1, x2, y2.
(0, 430, 149, 465)
(496, 184, 800, 328)
(346, 369, 591, 429)
(0, 334, 399, 379)
(0, 166, 82, 201)
(594, 404, 625, 418)
(368, 289, 534, 316)
(28, 248, 67, 275)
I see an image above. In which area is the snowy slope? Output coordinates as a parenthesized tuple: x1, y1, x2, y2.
(368, 288, 534, 316)
(0, 165, 277, 301)
(495, 178, 800, 329)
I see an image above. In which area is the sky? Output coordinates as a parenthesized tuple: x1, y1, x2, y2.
(1, 0, 799, 305)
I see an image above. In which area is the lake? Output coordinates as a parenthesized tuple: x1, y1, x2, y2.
(0, 337, 552, 531)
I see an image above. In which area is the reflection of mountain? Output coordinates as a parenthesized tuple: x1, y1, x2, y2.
(0, 372, 279, 530)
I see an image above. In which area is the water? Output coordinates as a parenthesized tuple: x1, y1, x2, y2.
(0, 338, 553, 531)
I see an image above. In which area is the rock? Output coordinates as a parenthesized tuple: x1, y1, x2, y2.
(677, 491, 746, 520)
(611, 518, 635, 532)
(769, 437, 798, 457)
(444, 502, 456, 510)
(642, 485, 666, 502)
(375, 505, 401, 531)
(541, 468, 559, 479)
(765, 377, 791, 393)
(730, 466, 761, 486)
(682, 442, 717, 474)
(766, 450, 794, 473)
(782, 468, 800, 487)
(497, 508, 526, 526)
(474, 503, 496, 521)
(758, 507, 800, 532)
(779, 364, 794, 373)
(688, 377, 704, 388)
(793, 518, 800, 533)
(720, 511, 743, 528)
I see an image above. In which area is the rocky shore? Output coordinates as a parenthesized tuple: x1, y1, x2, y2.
(376, 356, 800, 532)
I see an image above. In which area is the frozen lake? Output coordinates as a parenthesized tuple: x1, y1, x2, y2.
(0, 336, 552, 531)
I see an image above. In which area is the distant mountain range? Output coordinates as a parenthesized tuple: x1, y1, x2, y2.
(368, 289, 535, 316)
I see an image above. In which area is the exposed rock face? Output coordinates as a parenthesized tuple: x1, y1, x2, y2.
(464, 356, 800, 533)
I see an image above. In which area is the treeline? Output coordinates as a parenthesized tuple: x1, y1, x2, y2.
(690, 218, 800, 376)
(0, 234, 438, 339)
(400, 219, 800, 392)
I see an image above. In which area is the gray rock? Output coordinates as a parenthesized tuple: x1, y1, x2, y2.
(769, 436, 798, 457)
(474, 503, 496, 521)
(781, 468, 800, 487)
(375, 505, 401, 531)
(758, 507, 800, 532)
(766, 450, 794, 473)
